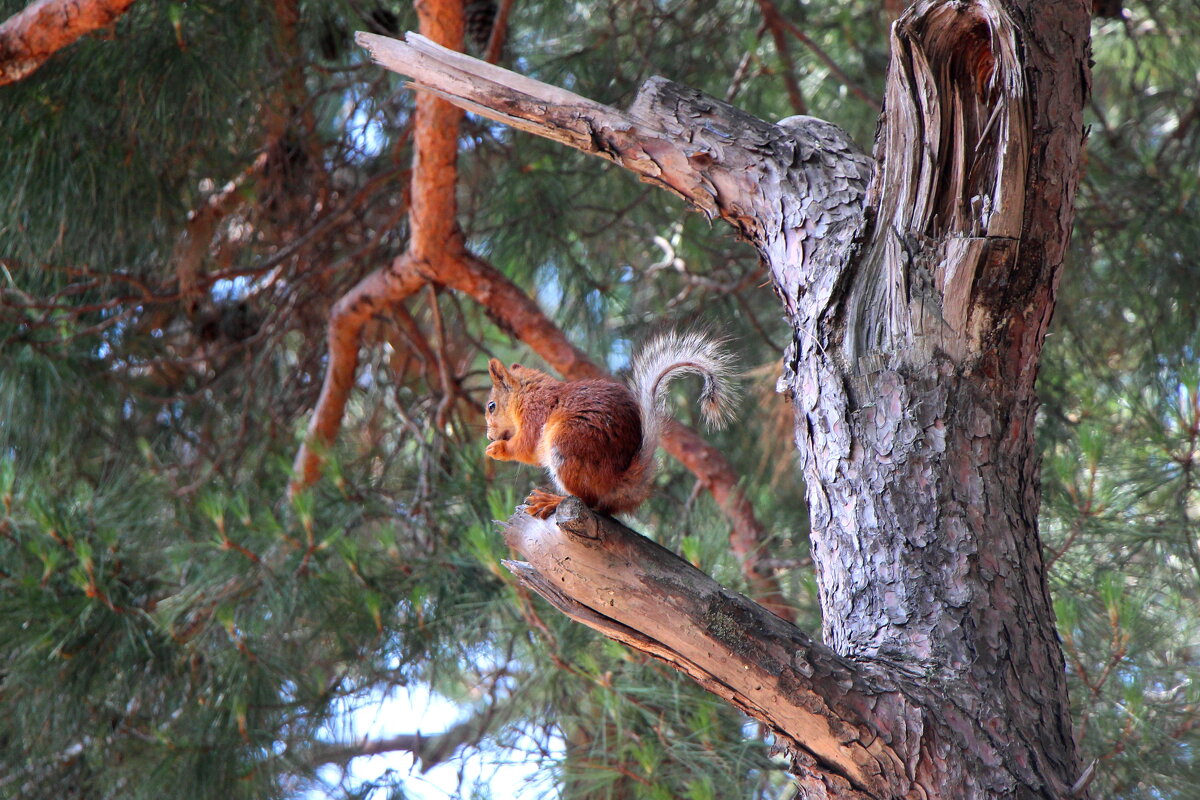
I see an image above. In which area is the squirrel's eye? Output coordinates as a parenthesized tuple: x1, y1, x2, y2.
(487, 401, 496, 413)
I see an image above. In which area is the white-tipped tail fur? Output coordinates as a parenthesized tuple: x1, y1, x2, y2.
(629, 331, 739, 466)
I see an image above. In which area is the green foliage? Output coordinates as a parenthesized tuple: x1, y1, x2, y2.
(0, 1, 274, 267)
(1037, 4, 1200, 796)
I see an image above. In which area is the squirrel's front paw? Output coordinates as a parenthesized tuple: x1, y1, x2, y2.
(524, 488, 565, 519)
(485, 440, 509, 460)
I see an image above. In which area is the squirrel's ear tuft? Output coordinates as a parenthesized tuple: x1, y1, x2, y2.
(488, 358, 512, 388)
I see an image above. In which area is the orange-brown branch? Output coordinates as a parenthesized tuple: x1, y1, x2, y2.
(408, 0, 463, 261)
(291, 0, 463, 494)
(482, 0, 515, 64)
(0, 0, 137, 86)
(290, 259, 426, 493)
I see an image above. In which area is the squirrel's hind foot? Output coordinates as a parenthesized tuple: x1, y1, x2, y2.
(524, 488, 566, 519)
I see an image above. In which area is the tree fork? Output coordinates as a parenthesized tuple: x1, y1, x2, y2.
(357, 0, 1091, 794)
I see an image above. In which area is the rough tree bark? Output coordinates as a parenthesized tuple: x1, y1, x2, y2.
(0, 0, 137, 86)
(356, 0, 1093, 796)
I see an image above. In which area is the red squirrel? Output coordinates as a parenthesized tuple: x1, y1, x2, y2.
(484, 332, 737, 519)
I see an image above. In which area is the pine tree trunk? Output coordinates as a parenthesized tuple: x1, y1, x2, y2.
(780, 1, 1091, 795)
(355, 0, 1093, 796)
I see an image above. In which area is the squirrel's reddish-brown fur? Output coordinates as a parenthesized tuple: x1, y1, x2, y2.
(485, 333, 736, 519)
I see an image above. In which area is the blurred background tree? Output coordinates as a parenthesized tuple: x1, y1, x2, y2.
(0, 1, 1195, 798)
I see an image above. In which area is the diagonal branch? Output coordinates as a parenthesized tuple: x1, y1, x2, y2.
(0, 0, 137, 86)
(482, 0, 515, 65)
(304, 704, 498, 773)
(353, 30, 873, 326)
(355, 31, 775, 233)
(503, 498, 919, 800)
(762, 0, 881, 110)
(173, 152, 269, 312)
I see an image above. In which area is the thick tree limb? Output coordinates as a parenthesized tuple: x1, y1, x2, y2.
(0, 0, 136, 86)
(504, 499, 917, 800)
(355, 31, 872, 252)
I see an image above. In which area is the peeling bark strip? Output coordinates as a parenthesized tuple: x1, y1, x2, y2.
(846, 0, 1029, 363)
(0, 0, 137, 86)
(358, 0, 1091, 795)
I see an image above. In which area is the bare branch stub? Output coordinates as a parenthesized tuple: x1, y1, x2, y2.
(355, 32, 872, 248)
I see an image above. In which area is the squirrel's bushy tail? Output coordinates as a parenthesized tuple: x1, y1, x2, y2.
(630, 330, 739, 466)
